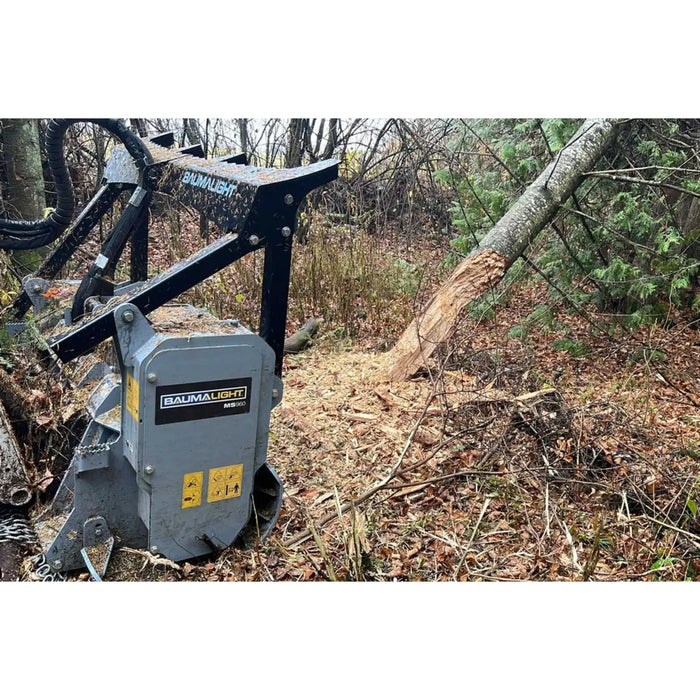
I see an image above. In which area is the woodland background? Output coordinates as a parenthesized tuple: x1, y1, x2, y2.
(1, 117, 700, 581)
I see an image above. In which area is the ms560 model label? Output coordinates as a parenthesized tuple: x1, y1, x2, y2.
(155, 377, 252, 425)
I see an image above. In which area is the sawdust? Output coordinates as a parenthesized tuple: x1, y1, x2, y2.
(268, 346, 469, 536)
(82, 542, 111, 577)
(149, 305, 244, 336)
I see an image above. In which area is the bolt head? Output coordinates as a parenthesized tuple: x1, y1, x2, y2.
(144, 465, 155, 475)
(272, 388, 279, 398)
(150, 546, 159, 555)
(32, 283, 43, 293)
(248, 235, 260, 246)
(52, 559, 62, 570)
(281, 226, 292, 237)
(122, 309, 135, 323)
(284, 194, 294, 206)
(147, 373, 157, 383)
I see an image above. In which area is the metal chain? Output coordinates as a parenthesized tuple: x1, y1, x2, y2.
(0, 506, 66, 581)
(0, 506, 38, 545)
(31, 553, 67, 582)
(75, 430, 120, 456)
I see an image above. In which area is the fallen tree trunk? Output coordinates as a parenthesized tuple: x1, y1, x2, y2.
(0, 401, 32, 506)
(386, 118, 620, 382)
(284, 316, 320, 354)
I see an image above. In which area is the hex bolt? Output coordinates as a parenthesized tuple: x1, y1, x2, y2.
(272, 388, 280, 398)
(52, 559, 62, 570)
(147, 373, 157, 383)
(32, 283, 43, 293)
(248, 235, 260, 246)
(144, 465, 155, 475)
(150, 546, 159, 555)
(284, 194, 294, 206)
(121, 309, 135, 323)
(281, 226, 292, 238)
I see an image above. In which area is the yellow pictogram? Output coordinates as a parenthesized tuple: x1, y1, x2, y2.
(207, 464, 243, 503)
(181, 471, 203, 508)
(126, 373, 139, 420)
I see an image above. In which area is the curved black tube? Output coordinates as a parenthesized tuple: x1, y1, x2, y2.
(0, 119, 152, 249)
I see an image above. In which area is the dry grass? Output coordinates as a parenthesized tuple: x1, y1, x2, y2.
(147, 207, 439, 347)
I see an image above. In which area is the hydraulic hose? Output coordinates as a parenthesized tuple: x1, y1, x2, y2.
(0, 119, 152, 249)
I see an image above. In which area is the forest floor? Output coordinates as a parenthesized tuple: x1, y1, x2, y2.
(164, 285, 700, 583)
(9, 214, 700, 582)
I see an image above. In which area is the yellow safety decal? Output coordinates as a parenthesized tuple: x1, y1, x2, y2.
(207, 464, 243, 503)
(181, 471, 204, 509)
(126, 373, 139, 421)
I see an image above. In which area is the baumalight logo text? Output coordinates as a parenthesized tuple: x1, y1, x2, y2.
(160, 386, 248, 410)
(182, 171, 237, 197)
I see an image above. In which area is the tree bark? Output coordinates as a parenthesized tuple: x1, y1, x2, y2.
(130, 118, 148, 137)
(1, 119, 45, 218)
(286, 119, 307, 167)
(238, 118, 249, 155)
(386, 118, 620, 382)
(184, 118, 200, 147)
(1, 119, 47, 272)
(0, 399, 32, 507)
(321, 118, 339, 160)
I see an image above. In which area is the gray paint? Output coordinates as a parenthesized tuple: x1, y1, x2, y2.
(40, 304, 283, 574)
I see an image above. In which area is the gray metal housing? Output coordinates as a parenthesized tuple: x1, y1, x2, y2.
(39, 304, 283, 573)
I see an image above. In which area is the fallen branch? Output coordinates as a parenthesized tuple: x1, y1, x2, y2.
(284, 317, 320, 354)
(583, 171, 700, 199)
(0, 401, 32, 506)
(120, 547, 182, 572)
(643, 515, 700, 546)
(453, 497, 492, 580)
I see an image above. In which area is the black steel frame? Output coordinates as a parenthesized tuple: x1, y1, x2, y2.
(12, 135, 338, 377)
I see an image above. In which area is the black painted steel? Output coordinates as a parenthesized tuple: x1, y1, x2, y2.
(259, 236, 295, 376)
(10, 183, 125, 318)
(6, 123, 338, 376)
(70, 189, 152, 321)
(49, 233, 257, 362)
(130, 207, 150, 282)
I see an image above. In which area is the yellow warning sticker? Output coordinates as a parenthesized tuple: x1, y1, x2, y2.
(207, 464, 243, 503)
(126, 373, 139, 421)
(181, 471, 204, 508)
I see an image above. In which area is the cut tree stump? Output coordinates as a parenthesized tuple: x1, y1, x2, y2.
(386, 118, 620, 382)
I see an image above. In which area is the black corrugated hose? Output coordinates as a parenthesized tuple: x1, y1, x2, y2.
(0, 119, 152, 249)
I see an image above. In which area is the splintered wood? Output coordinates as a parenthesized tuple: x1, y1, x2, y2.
(386, 119, 620, 382)
(385, 250, 507, 382)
